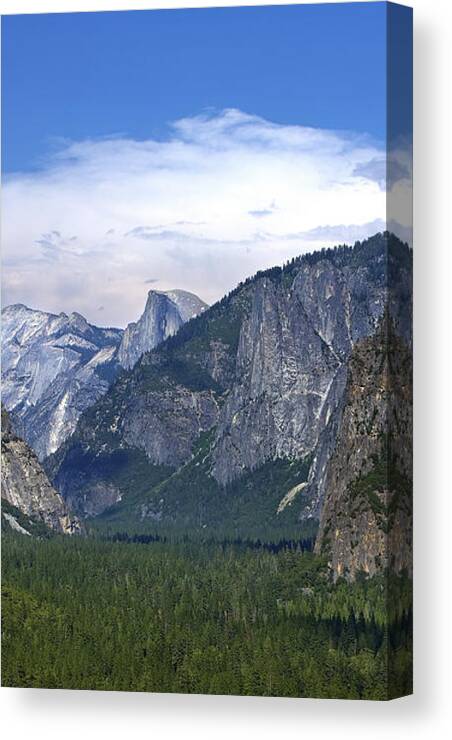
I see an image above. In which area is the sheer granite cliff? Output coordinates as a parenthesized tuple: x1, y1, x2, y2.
(1, 407, 80, 534)
(47, 234, 412, 539)
(314, 316, 412, 580)
(117, 289, 207, 370)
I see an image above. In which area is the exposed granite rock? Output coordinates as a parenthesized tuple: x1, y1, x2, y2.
(117, 290, 207, 370)
(160, 289, 208, 323)
(1, 407, 81, 534)
(1, 304, 123, 459)
(2, 509, 32, 536)
(211, 235, 411, 496)
(314, 315, 412, 580)
(1, 291, 207, 461)
(121, 387, 220, 467)
(195, 340, 237, 387)
(48, 234, 412, 531)
(211, 271, 347, 486)
(46, 350, 221, 515)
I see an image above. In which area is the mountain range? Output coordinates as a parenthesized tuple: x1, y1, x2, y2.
(1, 233, 412, 580)
(1, 289, 207, 459)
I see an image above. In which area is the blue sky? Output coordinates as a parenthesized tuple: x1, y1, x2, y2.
(2, 3, 390, 173)
(1, 3, 412, 326)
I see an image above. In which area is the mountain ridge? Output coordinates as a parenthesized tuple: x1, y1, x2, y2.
(47, 232, 412, 565)
(1, 288, 207, 459)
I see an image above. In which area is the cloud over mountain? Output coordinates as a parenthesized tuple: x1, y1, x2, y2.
(2, 109, 403, 327)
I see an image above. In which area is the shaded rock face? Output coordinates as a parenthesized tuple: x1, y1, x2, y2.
(48, 234, 412, 535)
(121, 388, 219, 467)
(1, 291, 207, 461)
(1, 407, 80, 534)
(1, 304, 123, 460)
(46, 356, 222, 515)
(314, 316, 413, 580)
(117, 290, 207, 370)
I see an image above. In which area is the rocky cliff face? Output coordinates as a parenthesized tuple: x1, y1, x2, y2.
(160, 289, 208, 323)
(1, 290, 207, 460)
(47, 233, 412, 536)
(1, 304, 123, 460)
(314, 316, 413, 580)
(213, 234, 411, 515)
(117, 289, 207, 370)
(1, 407, 80, 534)
(210, 255, 381, 489)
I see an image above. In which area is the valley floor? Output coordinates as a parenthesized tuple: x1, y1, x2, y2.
(1, 532, 412, 699)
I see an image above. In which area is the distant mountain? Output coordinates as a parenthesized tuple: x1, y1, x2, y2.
(1, 304, 123, 460)
(117, 289, 207, 370)
(1, 406, 80, 535)
(1, 290, 207, 459)
(160, 289, 208, 323)
(47, 233, 412, 571)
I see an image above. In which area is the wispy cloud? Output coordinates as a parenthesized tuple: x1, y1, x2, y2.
(2, 108, 406, 327)
(248, 209, 273, 219)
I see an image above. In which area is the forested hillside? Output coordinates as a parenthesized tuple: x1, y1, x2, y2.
(1, 532, 412, 699)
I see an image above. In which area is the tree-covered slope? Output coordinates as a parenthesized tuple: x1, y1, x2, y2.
(92, 430, 314, 540)
(1, 532, 412, 698)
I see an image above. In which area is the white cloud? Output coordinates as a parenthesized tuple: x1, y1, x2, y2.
(2, 108, 402, 328)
